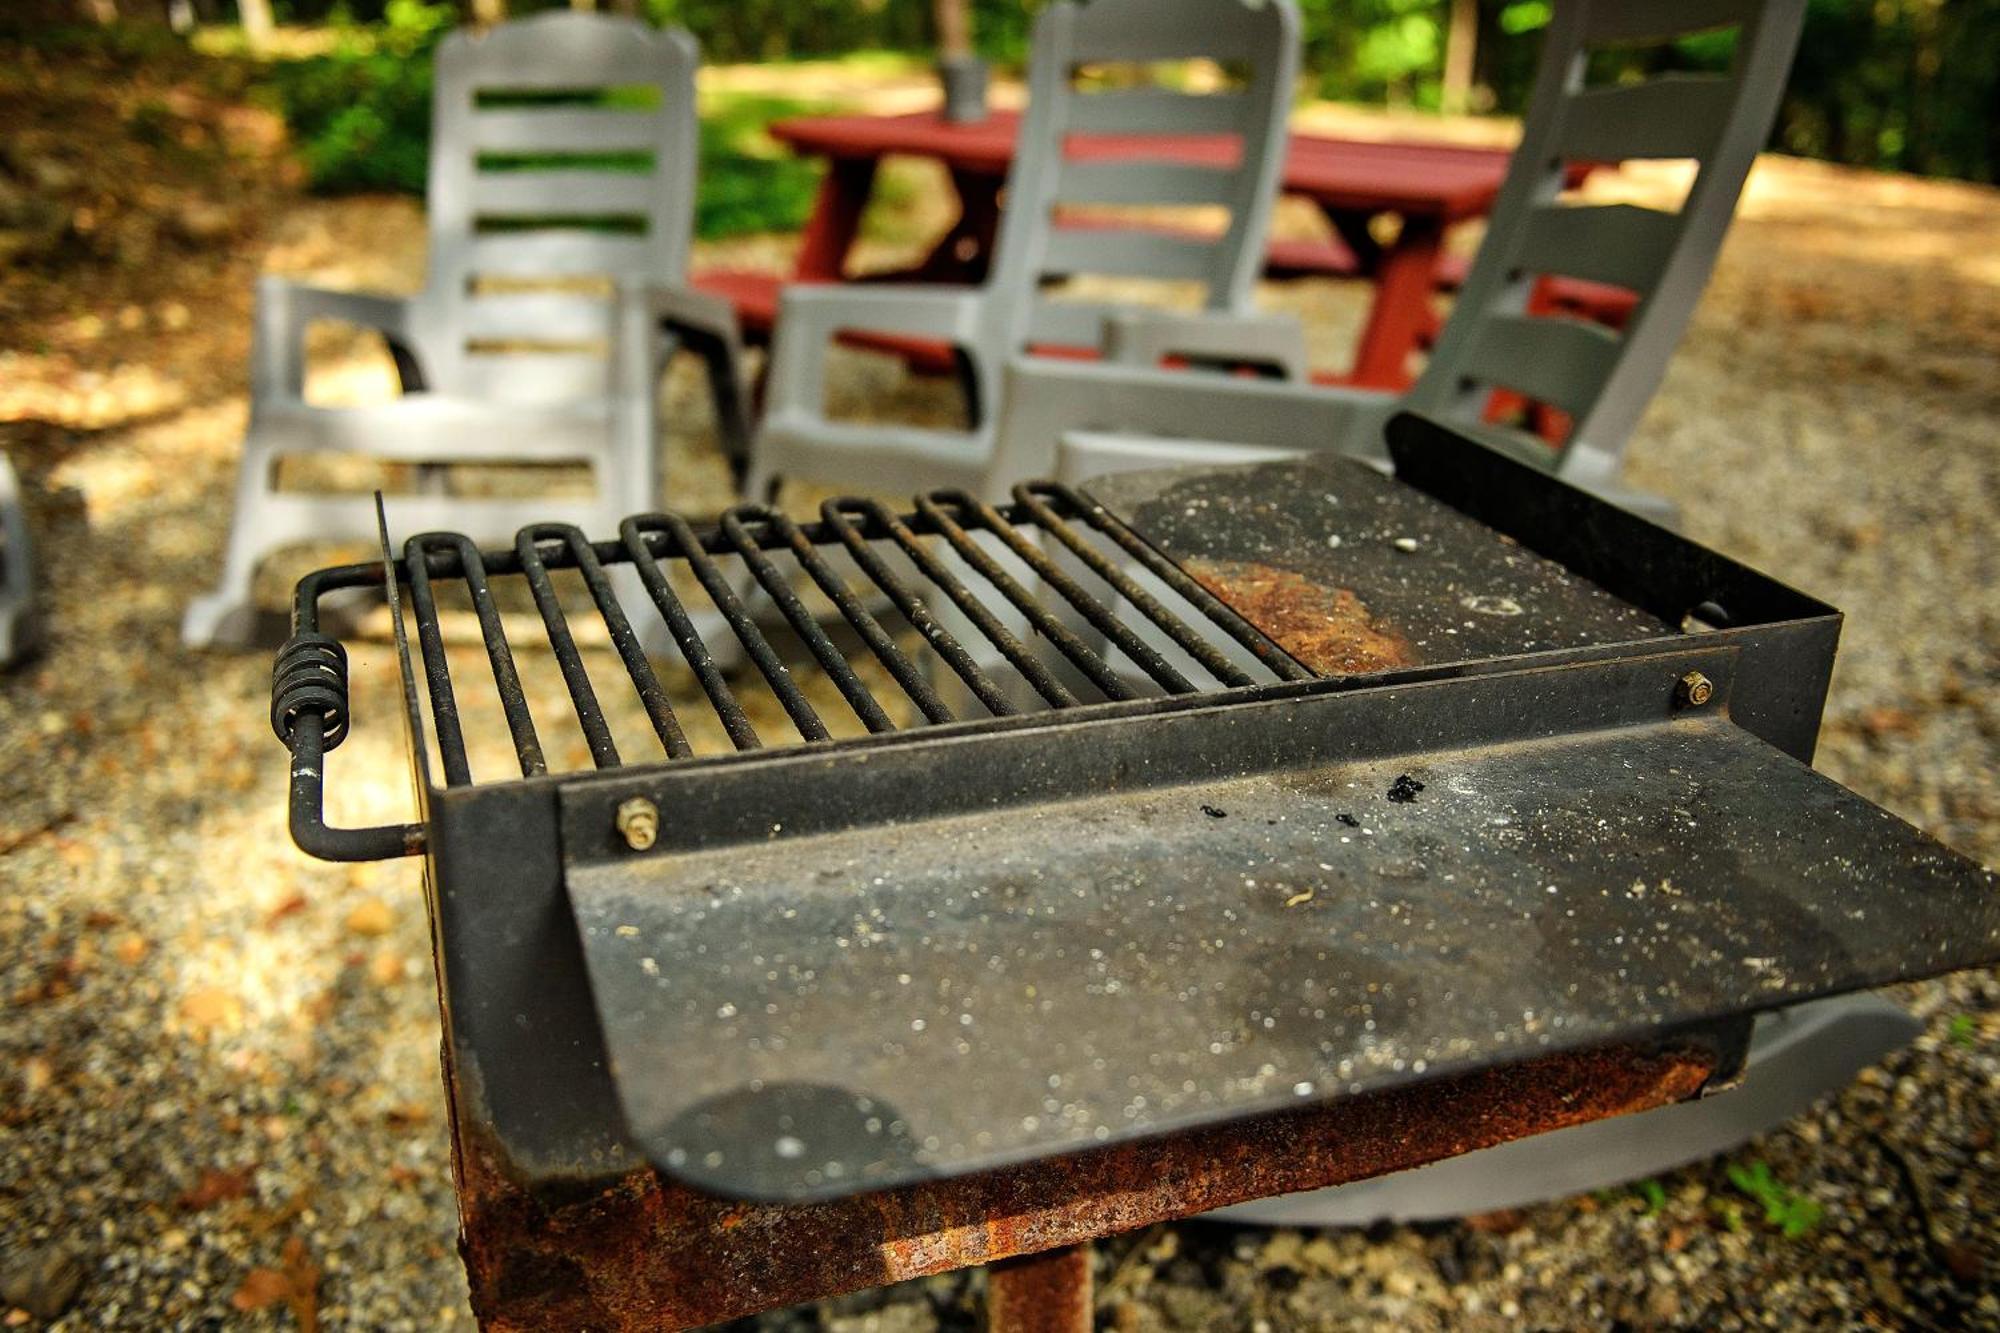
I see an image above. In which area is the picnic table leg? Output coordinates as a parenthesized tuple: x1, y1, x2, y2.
(909, 166, 1004, 284)
(1322, 208, 1384, 276)
(1347, 215, 1444, 391)
(795, 155, 880, 282)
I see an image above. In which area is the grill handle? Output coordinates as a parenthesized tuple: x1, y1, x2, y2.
(272, 567, 426, 862)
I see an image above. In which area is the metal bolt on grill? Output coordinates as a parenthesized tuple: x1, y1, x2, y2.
(268, 416, 2000, 1331)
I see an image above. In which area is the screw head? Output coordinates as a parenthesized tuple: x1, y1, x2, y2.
(616, 797, 659, 852)
(1677, 671, 1715, 708)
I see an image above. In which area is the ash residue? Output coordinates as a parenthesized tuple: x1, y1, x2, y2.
(1387, 775, 1426, 804)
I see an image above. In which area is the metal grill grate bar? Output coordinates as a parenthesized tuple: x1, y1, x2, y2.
(517, 525, 630, 771)
(538, 524, 695, 762)
(719, 507, 901, 735)
(828, 498, 1079, 713)
(1015, 483, 1315, 685)
(815, 500, 1019, 718)
(913, 492, 1140, 703)
(622, 513, 831, 745)
(616, 515, 762, 752)
(919, 490, 1190, 697)
(408, 533, 546, 784)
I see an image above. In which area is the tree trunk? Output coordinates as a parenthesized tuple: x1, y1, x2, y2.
(238, 0, 273, 52)
(468, 0, 506, 25)
(1441, 0, 1477, 115)
(934, 0, 972, 61)
(78, 0, 119, 22)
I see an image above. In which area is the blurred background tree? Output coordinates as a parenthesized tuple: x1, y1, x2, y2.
(31, 0, 1999, 196)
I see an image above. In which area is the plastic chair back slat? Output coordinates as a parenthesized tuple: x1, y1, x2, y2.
(1457, 313, 1624, 417)
(472, 171, 661, 215)
(1557, 76, 1738, 162)
(1041, 228, 1220, 283)
(1054, 159, 1242, 209)
(1064, 89, 1256, 136)
(1511, 203, 1681, 294)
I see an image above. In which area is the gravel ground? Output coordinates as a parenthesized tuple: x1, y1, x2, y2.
(2, 60, 1998, 1331)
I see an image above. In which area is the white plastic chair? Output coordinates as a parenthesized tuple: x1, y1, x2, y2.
(185, 12, 747, 647)
(986, 0, 1810, 521)
(0, 452, 36, 666)
(748, 0, 1304, 504)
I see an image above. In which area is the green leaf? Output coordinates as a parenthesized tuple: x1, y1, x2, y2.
(1725, 1160, 1821, 1239)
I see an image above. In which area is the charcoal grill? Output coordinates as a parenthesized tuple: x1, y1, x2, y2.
(271, 413, 2000, 1329)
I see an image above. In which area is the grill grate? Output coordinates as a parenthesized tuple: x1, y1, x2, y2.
(287, 482, 1312, 812)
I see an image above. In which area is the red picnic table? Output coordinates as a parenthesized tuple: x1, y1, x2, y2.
(692, 108, 1612, 391)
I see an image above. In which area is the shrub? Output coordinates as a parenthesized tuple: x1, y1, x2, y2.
(262, 0, 446, 195)
(692, 94, 824, 239)
(262, 7, 820, 240)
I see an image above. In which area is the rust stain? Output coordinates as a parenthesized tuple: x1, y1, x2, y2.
(1184, 559, 1416, 676)
(450, 1037, 1718, 1331)
(987, 1245, 1092, 1333)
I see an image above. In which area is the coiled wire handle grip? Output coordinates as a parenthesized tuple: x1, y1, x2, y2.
(274, 564, 425, 862)
(271, 633, 350, 749)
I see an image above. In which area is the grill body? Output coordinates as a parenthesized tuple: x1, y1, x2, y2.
(274, 414, 2000, 1328)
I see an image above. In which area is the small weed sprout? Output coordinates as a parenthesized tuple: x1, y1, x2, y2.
(1725, 1160, 1823, 1239)
(1709, 1197, 1748, 1234)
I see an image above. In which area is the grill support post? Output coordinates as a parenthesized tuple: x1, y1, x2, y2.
(987, 1245, 1093, 1333)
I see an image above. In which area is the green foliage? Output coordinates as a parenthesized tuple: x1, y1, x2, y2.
(1634, 1177, 1668, 1215)
(0, 13, 188, 59)
(693, 94, 826, 240)
(967, 0, 1041, 65)
(1779, 0, 2000, 182)
(1949, 1013, 1978, 1046)
(1296, 0, 2000, 182)
(263, 0, 447, 195)
(638, 0, 1038, 64)
(255, 0, 2000, 199)
(1296, 0, 1451, 108)
(1497, 2, 1551, 37)
(642, 0, 931, 62)
(1725, 1160, 1823, 1240)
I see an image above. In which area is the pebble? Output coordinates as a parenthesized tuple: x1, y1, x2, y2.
(0, 1245, 84, 1320)
(344, 898, 394, 937)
